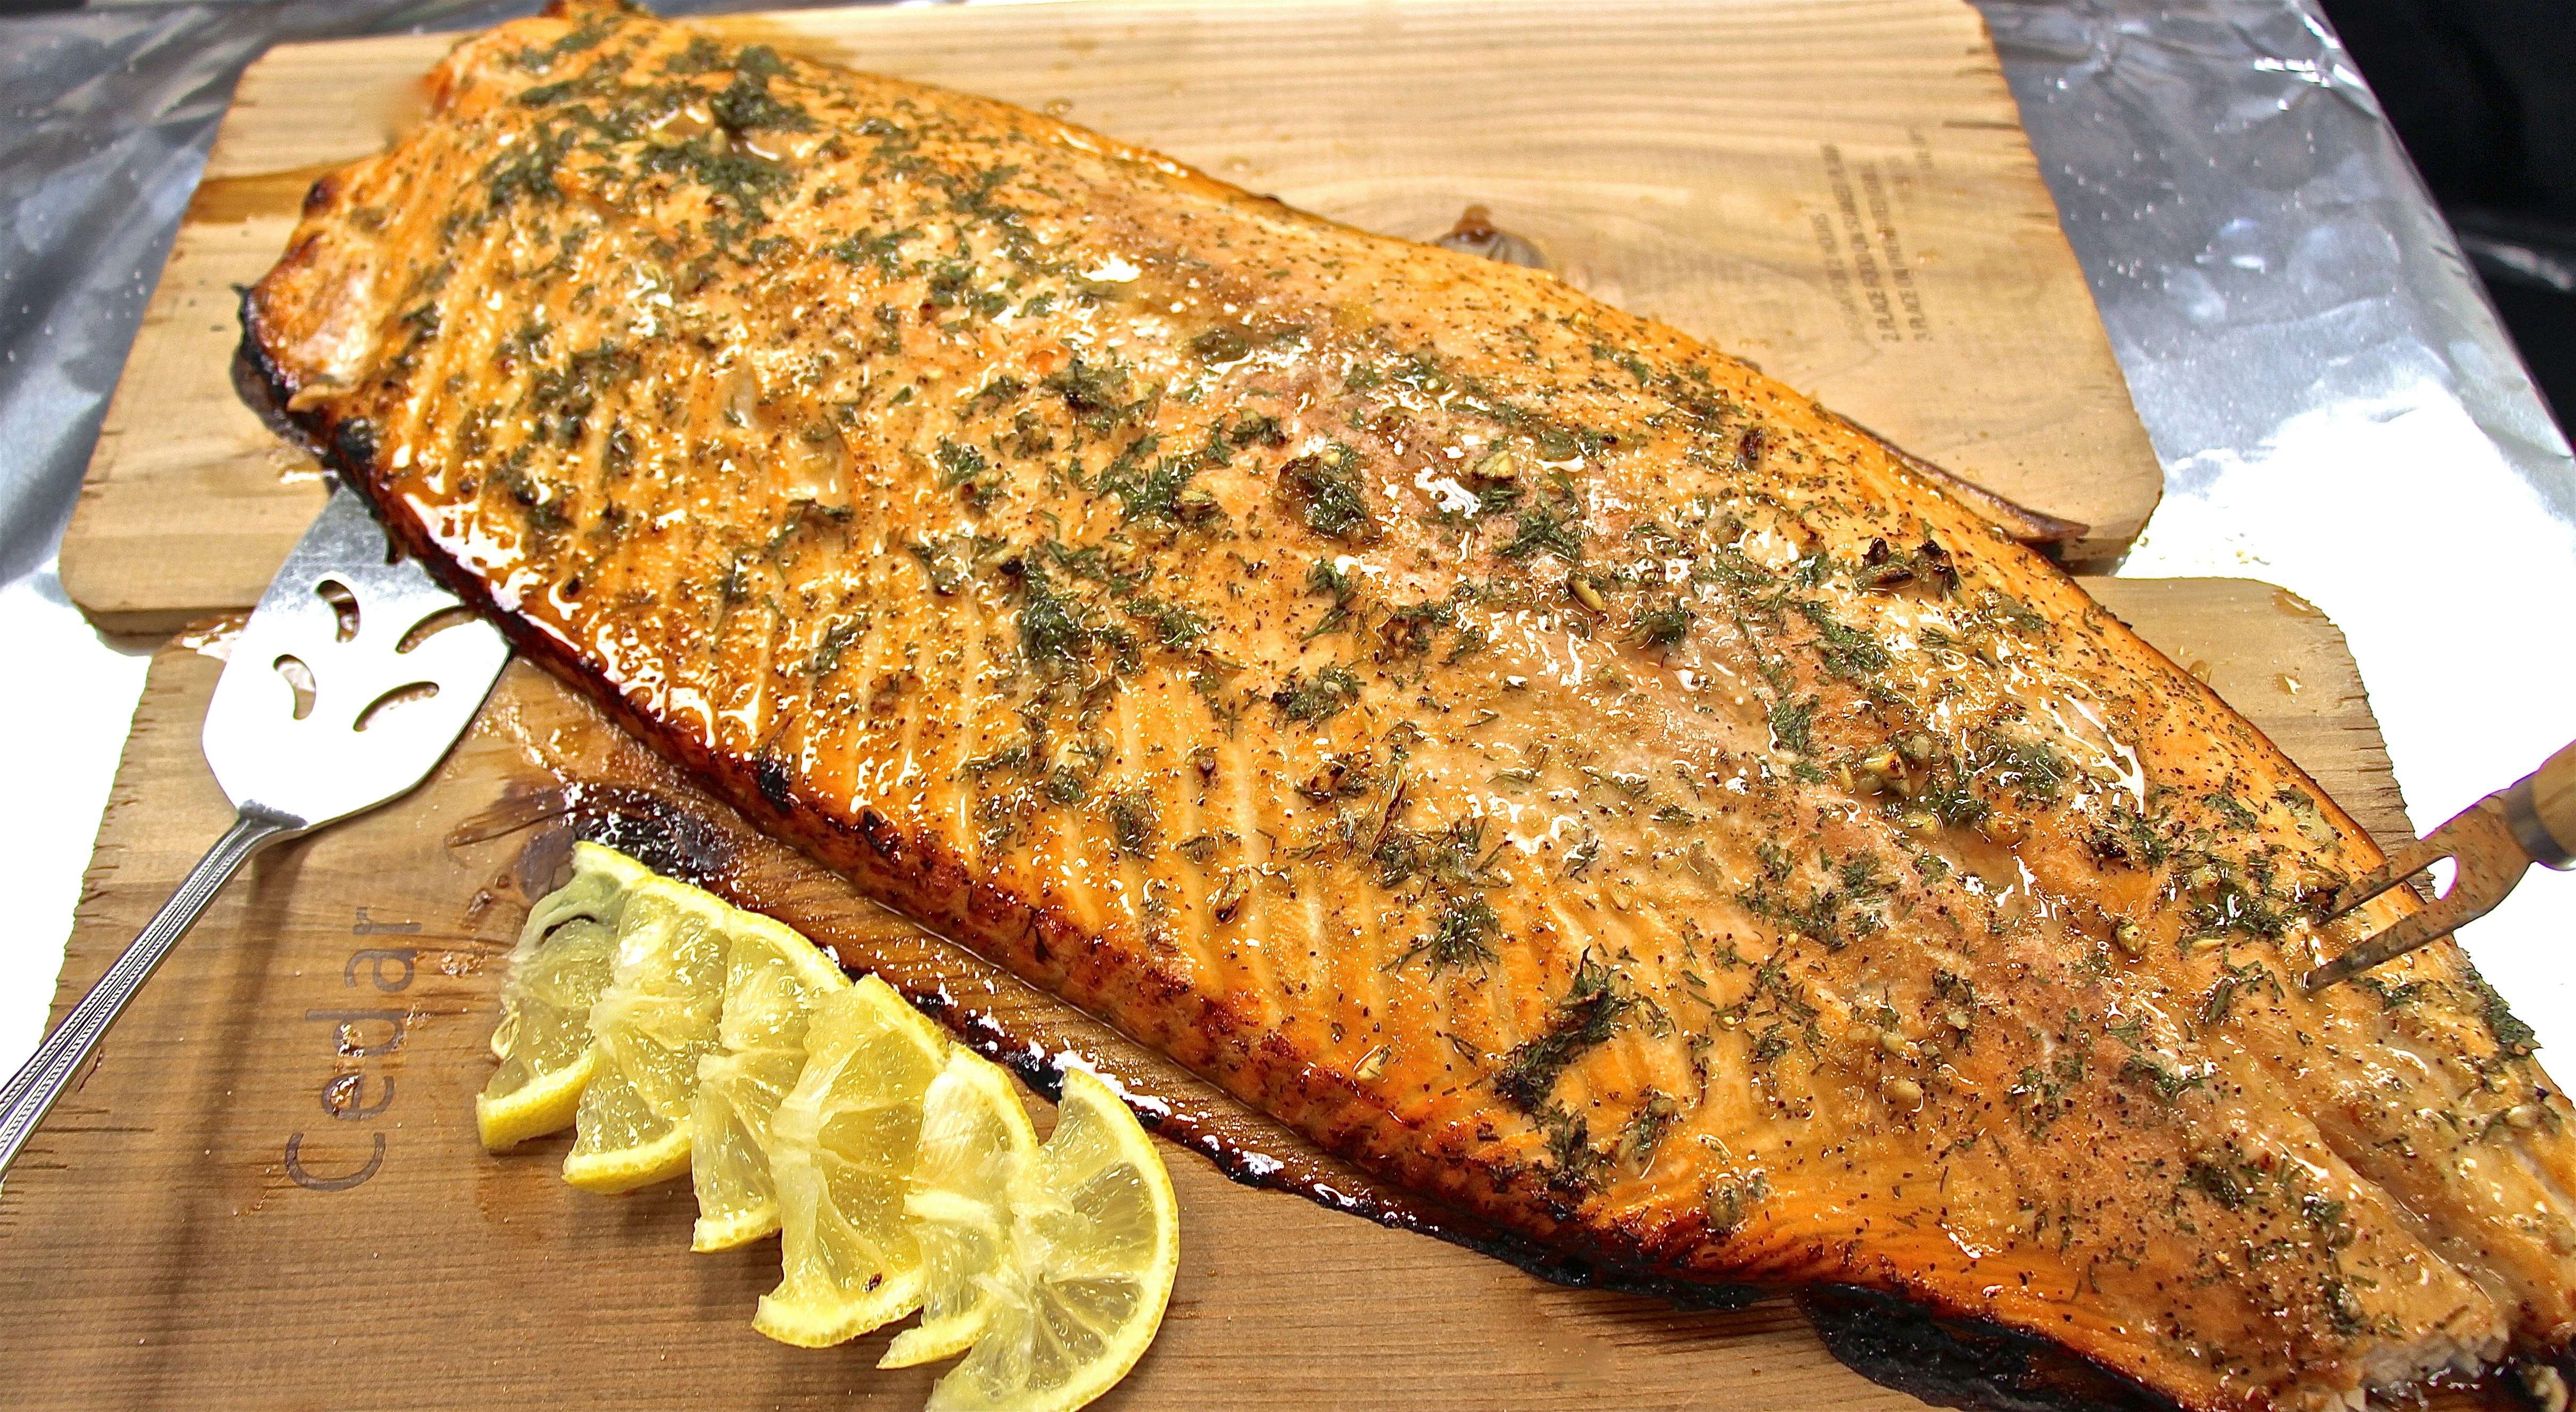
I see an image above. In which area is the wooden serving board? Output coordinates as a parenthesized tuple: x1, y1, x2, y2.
(0, 578, 2404, 1412)
(60, 0, 2164, 635)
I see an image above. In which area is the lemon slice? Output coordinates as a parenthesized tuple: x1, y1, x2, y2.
(562, 879, 733, 1193)
(926, 1067, 1180, 1412)
(753, 976, 950, 1347)
(880, 1052, 1041, 1369)
(476, 843, 647, 1151)
(689, 912, 852, 1251)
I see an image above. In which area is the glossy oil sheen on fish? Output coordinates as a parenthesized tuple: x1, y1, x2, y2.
(243, 5, 2576, 1407)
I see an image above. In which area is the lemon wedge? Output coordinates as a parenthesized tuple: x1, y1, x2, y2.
(561, 878, 732, 1193)
(475, 842, 645, 1152)
(924, 1067, 1179, 1412)
(753, 977, 950, 1347)
(879, 1051, 1041, 1369)
(485, 844, 1181, 1410)
(689, 911, 852, 1251)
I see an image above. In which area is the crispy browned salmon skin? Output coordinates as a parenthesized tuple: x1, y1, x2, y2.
(245, 5, 2576, 1406)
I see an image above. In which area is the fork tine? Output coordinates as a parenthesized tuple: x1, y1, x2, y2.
(2320, 833, 2451, 922)
(2303, 803, 2532, 992)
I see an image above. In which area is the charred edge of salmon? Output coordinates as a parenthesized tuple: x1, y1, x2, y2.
(1802, 1286, 2182, 1412)
(232, 228, 2310, 1412)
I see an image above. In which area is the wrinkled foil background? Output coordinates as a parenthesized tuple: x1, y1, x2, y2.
(2, 0, 2570, 1072)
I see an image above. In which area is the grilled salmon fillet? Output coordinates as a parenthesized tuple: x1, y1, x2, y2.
(243, 5, 2576, 1406)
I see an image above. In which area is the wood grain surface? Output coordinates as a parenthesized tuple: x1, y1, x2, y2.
(59, 0, 2163, 635)
(0, 578, 2409, 1412)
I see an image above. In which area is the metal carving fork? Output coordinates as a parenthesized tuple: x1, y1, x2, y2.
(0, 488, 509, 1177)
(2305, 738, 2576, 993)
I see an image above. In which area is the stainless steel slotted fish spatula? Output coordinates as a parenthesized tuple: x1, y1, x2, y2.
(0, 486, 510, 1177)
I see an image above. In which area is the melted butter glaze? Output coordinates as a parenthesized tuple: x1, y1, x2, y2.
(259, 6, 2576, 1407)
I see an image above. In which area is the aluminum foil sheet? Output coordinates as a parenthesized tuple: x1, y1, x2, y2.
(0, 0, 2569, 1056)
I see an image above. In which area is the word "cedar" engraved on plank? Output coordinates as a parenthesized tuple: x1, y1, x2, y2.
(282, 910, 420, 1192)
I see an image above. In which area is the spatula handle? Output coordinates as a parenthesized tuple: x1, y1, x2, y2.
(2509, 738, 2576, 870)
(0, 808, 295, 1180)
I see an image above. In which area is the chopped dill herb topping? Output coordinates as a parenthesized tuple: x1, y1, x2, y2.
(2303, 1193, 2357, 1251)
(1768, 697, 1817, 755)
(1225, 411, 1286, 448)
(1494, 953, 1631, 1112)
(656, 32, 725, 76)
(2186, 1154, 2259, 1211)
(2205, 790, 2260, 829)
(515, 79, 584, 109)
(1377, 600, 1452, 656)
(2086, 803, 2174, 868)
(1188, 326, 1251, 363)
(936, 439, 997, 507)
(805, 617, 866, 679)
(1534, 1106, 1610, 1198)
(1373, 815, 1497, 890)
(2466, 962, 2540, 1056)
(2118, 1053, 2207, 1103)
(1705, 1171, 1771, 1236)
(1094, 433, 1207, 523)
(637, 135, 794, 233)
(1132, 597, 1208, 647)
(2355, 974, 2426, 1011)
(1107, 788, 1157, 854)
(1910, 762, 1992, 829)
(2180, 870, 2290, 944)
(1740, 849, 1887, 952)
(1271, 665, 1363, 723)
(963, 741, 1030, 777)
(1790, 599, 1889, 680)
(1045, 355, 1152, 433)
(827, 226, 915, 275)
(1278, 444, 1373, 540)
(1631, 601, 1691, 648)
(1016, 570, 1093, 676)
(2320, 1278, 2369, 1335)
(2200, 961, 2274, 1026)
(708, 47, 812, 133)
(1306, 558, 1355, 605)
(1500, 504, 1584, 562)
(1975, 732, 2070, 806)
(1617, 1091, 1679, 1169)
(482, 121, 578, 210)
(1393, 894, 1501, 974)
